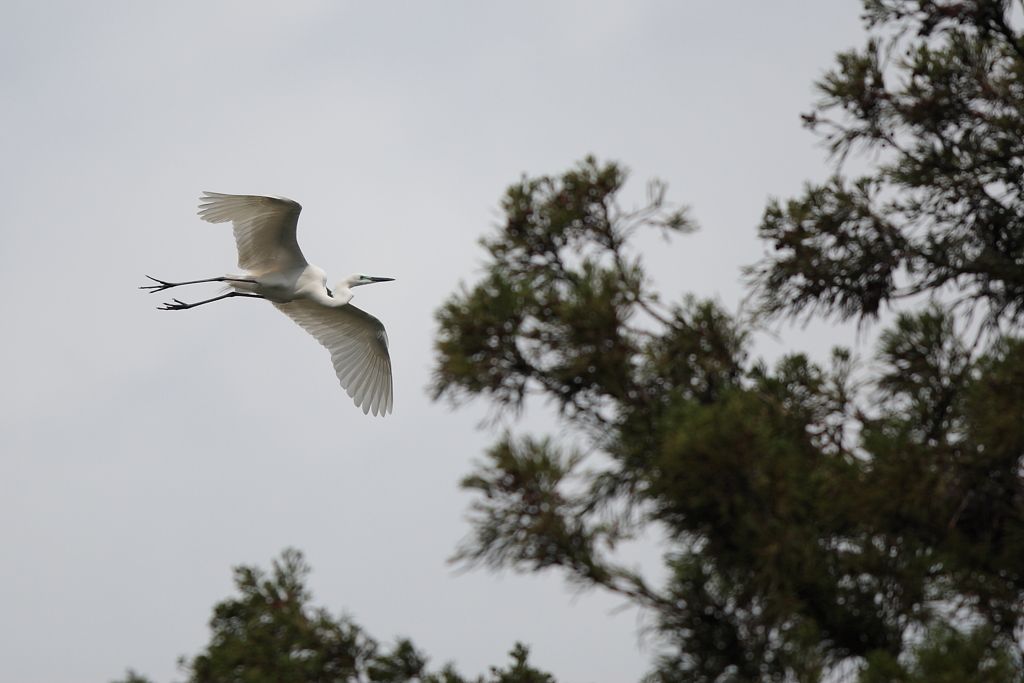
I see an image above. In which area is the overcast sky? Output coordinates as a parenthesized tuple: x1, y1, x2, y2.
(2, 3, 869, 682)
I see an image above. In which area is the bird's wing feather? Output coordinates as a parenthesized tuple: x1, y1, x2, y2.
(273, 299, 393, 416)
(198, 192, 307, 274)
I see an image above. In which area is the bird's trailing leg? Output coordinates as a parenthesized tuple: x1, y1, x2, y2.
(159, 292, 265, 311)
(140, 275, 258, 293)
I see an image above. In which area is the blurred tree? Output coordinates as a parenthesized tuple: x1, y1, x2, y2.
(431, 4, 1024, 680)
(748, 0, 1024, 330)
(112, 671, 154, 683)
(114, 549, 555, 683)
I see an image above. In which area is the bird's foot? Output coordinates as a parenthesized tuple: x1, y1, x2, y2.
(158, 298, 193, 311)
(140, 275, 177, 293)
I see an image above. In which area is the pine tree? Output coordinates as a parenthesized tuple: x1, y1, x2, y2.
(115, 549, 555, 683)
(431, 3, 1024, 680)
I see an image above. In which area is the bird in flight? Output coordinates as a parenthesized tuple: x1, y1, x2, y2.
(143, 192, 394, 416)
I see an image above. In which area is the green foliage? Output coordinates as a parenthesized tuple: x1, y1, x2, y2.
(183, 548, 375, 683)
(431, 7, 1024, 678)
(858, 624, 1022, 683)
(746, 0, 1024, 328)
(119, 549, 557, 683)
(433, 155, 696, 423)
(486, 644, 555, 683)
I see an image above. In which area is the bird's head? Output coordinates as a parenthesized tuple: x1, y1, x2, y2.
(331, 273, 395, 301)
(348, 273, 396, 288)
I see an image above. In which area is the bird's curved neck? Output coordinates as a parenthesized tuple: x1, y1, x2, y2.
(325, 287, 354, 307)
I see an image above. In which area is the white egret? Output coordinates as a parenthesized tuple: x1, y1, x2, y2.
(143, 192, 394, 416)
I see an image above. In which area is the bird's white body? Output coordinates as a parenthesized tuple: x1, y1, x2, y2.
(145, 192, 394, 416)
(226, 262, 349, 306)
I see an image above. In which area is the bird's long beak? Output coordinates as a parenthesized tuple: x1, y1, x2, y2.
(369, 277, 395, 283)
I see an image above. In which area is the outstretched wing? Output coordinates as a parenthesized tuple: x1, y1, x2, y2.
(198, 192, 307, 275)
(273, 299, 393, 416)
